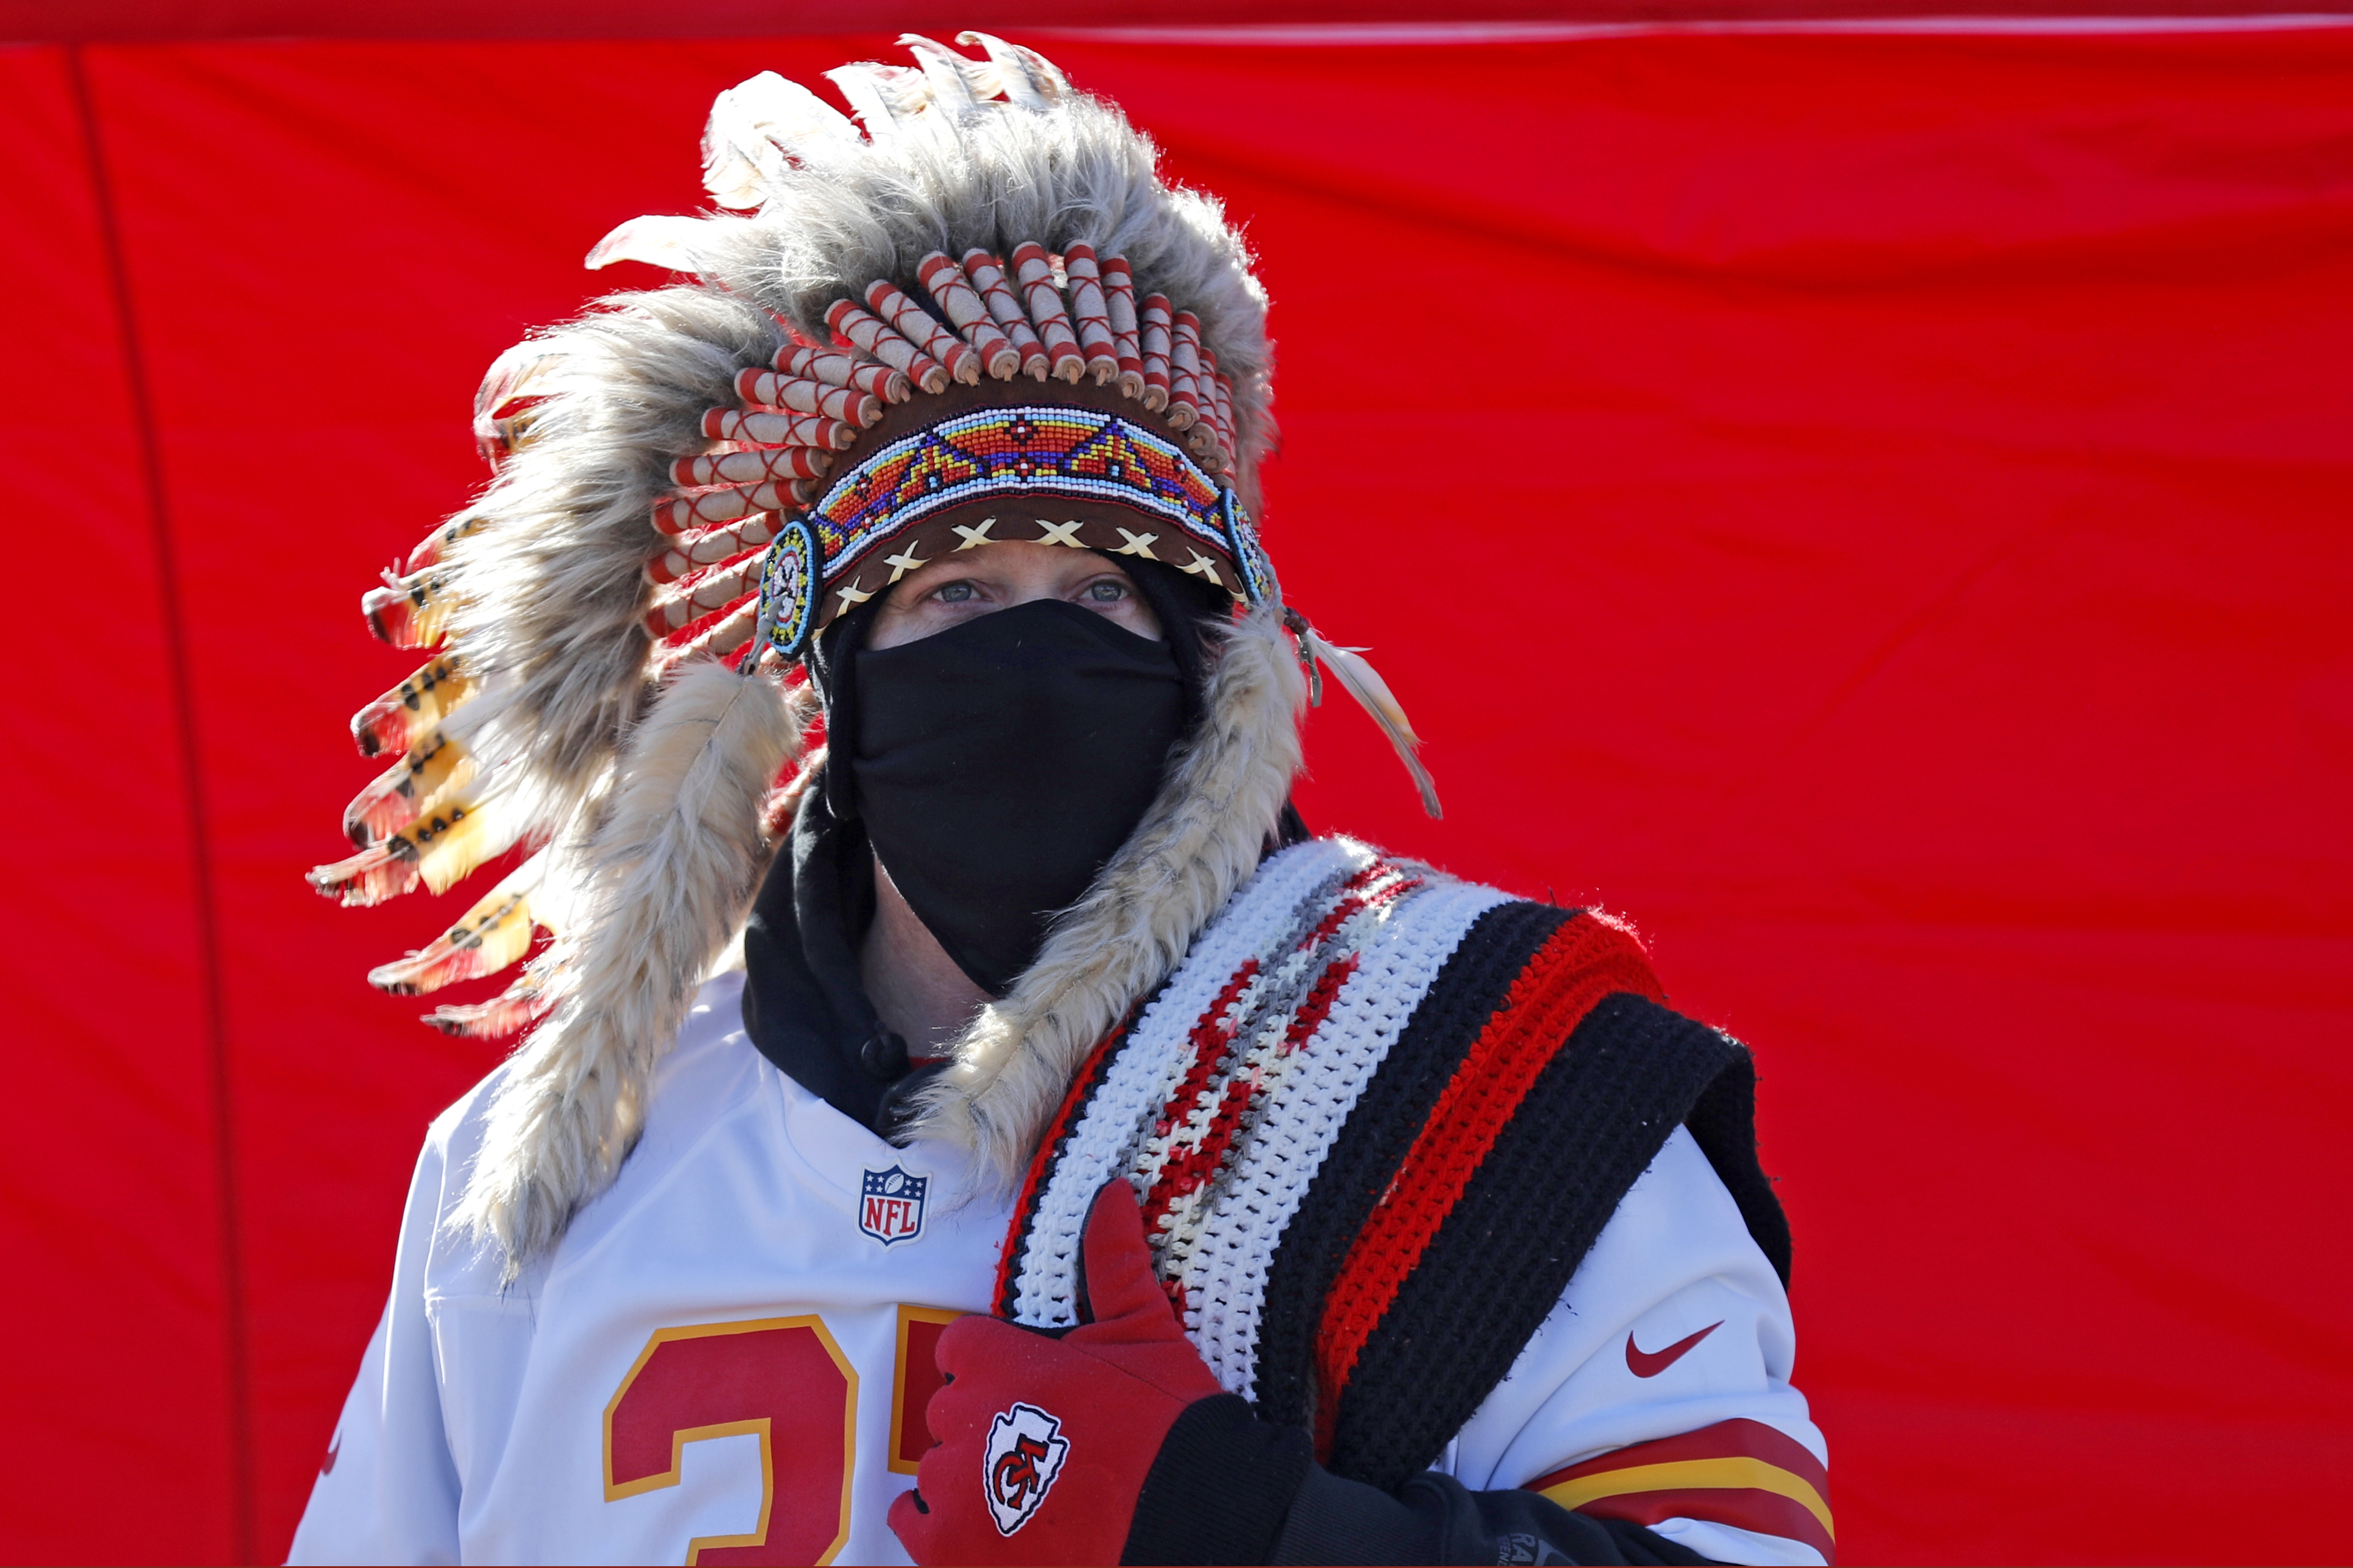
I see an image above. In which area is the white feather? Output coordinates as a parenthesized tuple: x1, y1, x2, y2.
(958, 32, 1069, 103)
(824, 62, 931, 136)
(1306, 628, 1442, 819)
(898, 35, 981, 113)
(701, 71, 859, 209)
(956, 31, 1046, 109)
(584, 214, 707, 273)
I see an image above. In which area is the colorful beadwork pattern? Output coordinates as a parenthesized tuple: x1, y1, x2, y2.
(757, 516, 820, 661)
(809, 405, 1234, 582)
(1223, 491, 1277, 605)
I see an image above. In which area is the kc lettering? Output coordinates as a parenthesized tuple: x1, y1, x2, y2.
(981, 1402, 1069, 1536)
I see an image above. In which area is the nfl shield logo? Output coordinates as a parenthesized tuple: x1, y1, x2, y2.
(859, 1165, 928, 1246)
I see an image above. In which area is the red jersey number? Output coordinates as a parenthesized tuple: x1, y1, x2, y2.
(603, 1316, 855, 1566)
(604, 1306, 962, 1566)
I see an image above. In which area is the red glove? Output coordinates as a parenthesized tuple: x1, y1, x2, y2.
(888, 1180, 1231, 1565)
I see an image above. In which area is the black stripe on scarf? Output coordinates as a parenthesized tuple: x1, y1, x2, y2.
(1327, 993, 1767, 1491)
(1248, 899, 1576, 1436)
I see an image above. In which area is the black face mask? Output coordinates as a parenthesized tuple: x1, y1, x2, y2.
(850, 598, 1186, 995)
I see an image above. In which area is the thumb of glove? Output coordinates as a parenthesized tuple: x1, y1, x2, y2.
(1073, 1180, 1171, 1332)
(1068, 1181, 1224, 1402)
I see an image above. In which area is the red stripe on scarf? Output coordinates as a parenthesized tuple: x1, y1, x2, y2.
(1310, 912, 1662, 1454)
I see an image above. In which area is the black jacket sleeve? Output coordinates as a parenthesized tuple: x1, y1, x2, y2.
(1119, 1396, 1716, 1567)
(1269, 1464, 1716, 1567)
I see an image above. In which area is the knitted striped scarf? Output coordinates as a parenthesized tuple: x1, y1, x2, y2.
(996, 837, 1790, 1492)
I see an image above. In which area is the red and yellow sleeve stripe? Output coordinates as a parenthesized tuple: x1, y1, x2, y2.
(1524, 1418, 1834, 1563)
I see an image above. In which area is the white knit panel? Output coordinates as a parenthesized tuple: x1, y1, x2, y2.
(1145, 861, 1426, 1303)
(1184, 879, 1511, 1398)
(1007, 837, 1371, 1326)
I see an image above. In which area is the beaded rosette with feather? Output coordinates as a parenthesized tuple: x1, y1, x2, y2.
(304, 36, 1436, 1270)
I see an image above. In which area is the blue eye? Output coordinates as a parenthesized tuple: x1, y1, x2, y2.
(933, 581, 976, 603)
(1085, 581, 1125, 602)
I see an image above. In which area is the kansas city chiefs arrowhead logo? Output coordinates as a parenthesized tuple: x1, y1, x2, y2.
(982, 1402, 1070, 1535)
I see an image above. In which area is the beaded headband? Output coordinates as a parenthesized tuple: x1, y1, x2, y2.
(561, 238, 1272, 669)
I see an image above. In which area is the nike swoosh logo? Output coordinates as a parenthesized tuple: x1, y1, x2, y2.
(1626, 1320, 1723, 1378)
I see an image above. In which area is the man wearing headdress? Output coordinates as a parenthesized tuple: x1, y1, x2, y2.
(292, 35, 1829, 1567)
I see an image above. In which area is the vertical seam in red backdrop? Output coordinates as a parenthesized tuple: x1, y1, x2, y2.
(64, 42, 257, 1567)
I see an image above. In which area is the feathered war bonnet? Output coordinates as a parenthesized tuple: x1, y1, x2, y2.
(308, 35, 1435, 1273)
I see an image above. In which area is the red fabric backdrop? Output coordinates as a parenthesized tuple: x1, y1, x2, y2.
(1, 20, 2348, 1566)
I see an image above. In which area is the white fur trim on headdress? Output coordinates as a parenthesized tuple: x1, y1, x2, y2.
(452, 658, 803, 1273)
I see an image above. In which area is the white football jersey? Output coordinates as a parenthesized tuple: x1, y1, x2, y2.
(291, 972, 1827, 1566)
